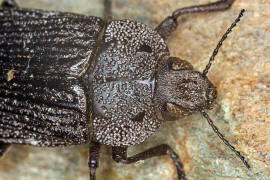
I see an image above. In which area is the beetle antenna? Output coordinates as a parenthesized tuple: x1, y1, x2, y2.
(201, 110, 250, 169)
(202, 9, 245, 76)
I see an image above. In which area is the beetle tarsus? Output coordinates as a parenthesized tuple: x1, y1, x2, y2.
(169, 151, 187, 180)
(156, 0, 235, 40)
(103, 0, 112, 19)
(89, 140, 101, 180)
(1, 0, 18, 8)
(112, 144, 187, 179)
(0, 0, 248, 179)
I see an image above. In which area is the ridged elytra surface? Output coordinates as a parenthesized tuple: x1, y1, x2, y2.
(0, 8, 105, 146)
(0, 7, 170, 147)
(1, 1, 269, 180)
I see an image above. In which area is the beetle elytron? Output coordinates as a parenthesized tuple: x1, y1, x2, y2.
(0, 0, 249, 179)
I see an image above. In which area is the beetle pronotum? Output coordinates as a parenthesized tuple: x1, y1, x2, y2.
(0, 0, 249, 179)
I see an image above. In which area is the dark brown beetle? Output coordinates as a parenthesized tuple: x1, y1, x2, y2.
(0, 0, 249, 179)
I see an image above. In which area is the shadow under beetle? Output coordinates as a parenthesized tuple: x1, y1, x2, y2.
(0, 0, 250, 179)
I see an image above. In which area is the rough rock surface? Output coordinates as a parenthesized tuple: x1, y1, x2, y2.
(0, 0, 269, 180)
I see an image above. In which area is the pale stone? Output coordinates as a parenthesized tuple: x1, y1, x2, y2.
(0, 0, 269, 180)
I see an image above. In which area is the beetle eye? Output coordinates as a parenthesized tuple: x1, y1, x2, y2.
(166, 103, 178, 113)
(160, 102, 191, 121)
(166, 103, 186, 115)
(137, 44, 152, 53)
(167, 57, 193, 71)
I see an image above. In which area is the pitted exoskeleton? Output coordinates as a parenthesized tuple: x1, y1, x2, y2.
(0, 0, 249, 179)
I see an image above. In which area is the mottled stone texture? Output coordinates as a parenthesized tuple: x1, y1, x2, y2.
(0, 0, 269, 180)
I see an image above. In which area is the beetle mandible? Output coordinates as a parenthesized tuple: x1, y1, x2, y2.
(0, 0, 249, 179)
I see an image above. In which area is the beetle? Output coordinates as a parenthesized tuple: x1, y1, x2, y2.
(0, 0, 250, 179)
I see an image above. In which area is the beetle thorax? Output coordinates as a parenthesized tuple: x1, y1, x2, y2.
(88, 20, 169, 146)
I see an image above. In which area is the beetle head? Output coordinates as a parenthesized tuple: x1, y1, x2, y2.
(152, 9, 250, 169)
(153, 9, 245, 122)
(154, 57, 217, 120)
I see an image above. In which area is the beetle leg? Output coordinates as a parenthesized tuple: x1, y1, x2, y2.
(88, 140, 101, 180)
(103, 0, 112, 19)
(112, 144, 186, 180)
(0, 143, 10, 158)
(1, 0, 18, 8)
(155, 0, 235, 40)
